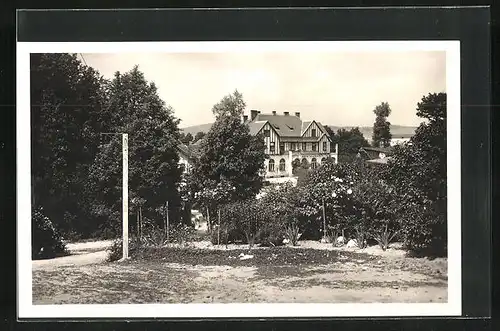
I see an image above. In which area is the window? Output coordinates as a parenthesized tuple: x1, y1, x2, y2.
(301, 158, 309, 169)
(279, 159, 286, 172)
(311, 129, 317, 137)
(311, 158, 317, 169)
(264, 129, 270, 137)
(290, 142, 296, 151)
(268, 159, 275, 172)
(302, 142, 307, 151)
(323, 142, 327, 152)
(279, 143, 285, 154)
(270, 142, 275, 154)
(321, 157, 326, 165)
(312, 143, 317, 152)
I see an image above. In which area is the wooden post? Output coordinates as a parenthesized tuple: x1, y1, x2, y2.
(136, 209, 140, 245)
(322, 198, 327, 241)
(206, 206, 210, 233)
(122, 133, 129, 259)
(217, 208, 221, 245)
(166, 201, 170, 244)
(139, 206, 142, 241)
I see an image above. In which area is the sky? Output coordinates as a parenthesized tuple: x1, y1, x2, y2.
(82, 51, 446, 128)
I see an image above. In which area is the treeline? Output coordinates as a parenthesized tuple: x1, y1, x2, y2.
(31, 54, 185, 257)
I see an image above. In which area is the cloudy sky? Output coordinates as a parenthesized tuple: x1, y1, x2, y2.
(82, 51, 446, 128)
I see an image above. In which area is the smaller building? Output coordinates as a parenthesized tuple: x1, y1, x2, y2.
(176, 140, 202, 173)
(390, 133, 413, 146)
(358, 146, 394, 165)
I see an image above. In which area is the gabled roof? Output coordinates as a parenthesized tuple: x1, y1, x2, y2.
(252, 114, 302, 137)
(300, 120, 328, 137)
(248, 121, 268, 136)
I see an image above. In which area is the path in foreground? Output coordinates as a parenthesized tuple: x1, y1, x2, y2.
(32, 243, 447, 304)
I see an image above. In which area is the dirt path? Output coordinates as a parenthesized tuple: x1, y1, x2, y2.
(32, 242, 447, 304)
(32, 240, 113, 271)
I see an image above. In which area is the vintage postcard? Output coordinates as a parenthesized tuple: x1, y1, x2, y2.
(17, 40, 461, 318)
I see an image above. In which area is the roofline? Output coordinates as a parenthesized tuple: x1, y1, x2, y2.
(254, 120, 280, 137)
(301, 120, 316, 137)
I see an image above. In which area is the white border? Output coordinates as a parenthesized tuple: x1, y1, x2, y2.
(17, 41, 461, 319)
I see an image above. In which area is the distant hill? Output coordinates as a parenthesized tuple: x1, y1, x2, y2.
(181, 123, 417, 139)
(180, 123, 214, 135)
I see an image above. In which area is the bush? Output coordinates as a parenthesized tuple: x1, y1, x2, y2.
(107, 238, 140, 262)
(167, 223, 196, 246)
(32, 207, 68, 260)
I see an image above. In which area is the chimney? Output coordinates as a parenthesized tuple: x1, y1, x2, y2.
(242, 115, 248, 123)
(295, 112, 300, 118)
(250, 110, 258, 121)
(272, 111, 277, 116)
(284, 111, 289, 116)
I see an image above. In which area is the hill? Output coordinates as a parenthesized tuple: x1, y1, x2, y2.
(180, 123, 214, 136)
(181, 123, 418, 139)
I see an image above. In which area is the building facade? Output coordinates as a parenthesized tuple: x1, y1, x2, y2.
(244, 110, 338, 178)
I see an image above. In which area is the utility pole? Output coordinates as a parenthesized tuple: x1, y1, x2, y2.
(122, 133, 129, 259)
(101, 132, 129, 260)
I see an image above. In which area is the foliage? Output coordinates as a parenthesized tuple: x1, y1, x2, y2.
(31, 53, 110, 238)
(107, 238, 141, 262)
(297, 160, 358, 240)
(259, 183, 301, 246)
(372, 102, 392, 148)
(193, 131, 206, 142)
(189, 90, 267, 213)
(386, 92, 447, 256)
(330, 127, 370, 163)
(181, 132, 193, 144)
(85, 66, 183, 237)
(32, 206, 68, 259)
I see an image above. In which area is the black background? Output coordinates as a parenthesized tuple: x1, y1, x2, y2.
(1, 3, 496, 331)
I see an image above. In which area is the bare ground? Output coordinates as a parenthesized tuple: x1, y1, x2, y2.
(32, 240, 447, 304)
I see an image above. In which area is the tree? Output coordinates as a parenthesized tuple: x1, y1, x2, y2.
(350, 174, 400, 251)
(182, 132, 194, 144)
(297, 160, 357, 240)
(386, 92, 447, 255)
(86, 66, 183, 237)
(211, 89, 246, 119)
(190, 90, 267, 209)
(30, 53, 110, 238)
(331, 127, 370, 162)
(194, 131, 206, 142)
(372, 102, 392, 148)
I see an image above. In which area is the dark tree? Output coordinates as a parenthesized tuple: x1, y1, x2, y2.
(331, 127, 370, 162)
(182, 132, 194, 144)
(386, 92, 447, 255)
(86, 66, 183, 237)
(372, 102, 392, 148)
(190, 90, 267, 206)
(30, 53, 110, 238)
(194, 131, 206, 142)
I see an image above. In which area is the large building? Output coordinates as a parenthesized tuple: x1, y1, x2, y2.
(244, 110, 338, 178)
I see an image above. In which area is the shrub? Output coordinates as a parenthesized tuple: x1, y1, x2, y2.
(32, 206, 68, 260)
(283, 222, 300, 246)
(107, 238, 140, 262)
(167, 222, 196, 246)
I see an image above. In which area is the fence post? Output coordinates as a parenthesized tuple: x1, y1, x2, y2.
(322, 198, 327, 241)
(166, 201, 170, 244)
(217, 208, 221, 245)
